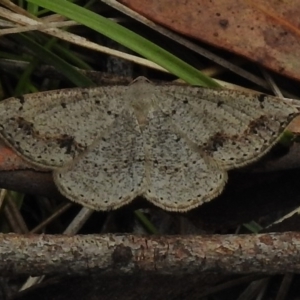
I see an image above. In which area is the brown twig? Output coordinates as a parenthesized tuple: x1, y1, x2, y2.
(1, 232, 300, 276)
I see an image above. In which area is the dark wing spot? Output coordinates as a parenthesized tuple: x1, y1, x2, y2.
(248, 116, 268, 134)
(61, 102, 67, 109)
(17, 117, 34, 135)
(57, 135, 75, 155)
(211, 134, 224, 151)
(217, 101, 224, 107)
(203, 132, 227, 153)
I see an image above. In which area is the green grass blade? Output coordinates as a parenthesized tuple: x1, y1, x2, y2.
(25, 0, 220, 87)
(134, 210, 159, 234)
(12, 34, 95, 87)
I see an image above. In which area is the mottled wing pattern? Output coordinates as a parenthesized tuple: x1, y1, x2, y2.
(53, 109, 145, 210)
(0, 78, 298, 212)
(142, 108, 227, 212)
(156, 85, 298, 170)
(0, 86, 127, 168)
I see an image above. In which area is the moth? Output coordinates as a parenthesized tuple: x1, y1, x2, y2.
(0, 77, 297, 211)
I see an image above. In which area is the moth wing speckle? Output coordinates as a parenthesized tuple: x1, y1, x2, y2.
(0, 86, 127, 168)
(0, 78, 298, 212)
(157, 85, 298, 170)
(142, 108, 227, 212)
(53, 109, 145, 210)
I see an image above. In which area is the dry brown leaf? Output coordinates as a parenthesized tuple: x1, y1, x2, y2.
(119, 0, 300, 81)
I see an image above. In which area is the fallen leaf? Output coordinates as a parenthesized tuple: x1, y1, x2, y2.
(119, 0, 300, 81)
